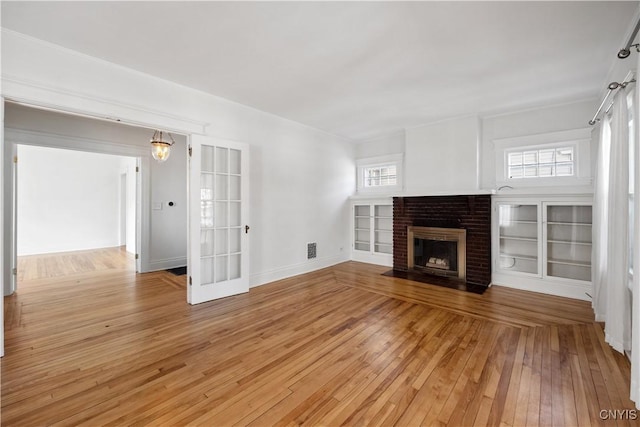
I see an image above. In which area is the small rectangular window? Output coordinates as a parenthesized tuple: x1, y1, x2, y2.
(507, 147, 574, 179)
(356, 154, 403, 193)
(364, 164, 397, 187)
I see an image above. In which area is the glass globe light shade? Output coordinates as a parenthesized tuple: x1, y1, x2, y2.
(151, 141, 171, 162)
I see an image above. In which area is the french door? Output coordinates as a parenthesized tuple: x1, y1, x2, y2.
(188, 135, 249, 304)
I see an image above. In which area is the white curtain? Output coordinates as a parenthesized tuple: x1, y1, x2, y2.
(632, 56, 640, 407)
(607, 90, 631, 352)
(593, 89, 631, 354)
(592, 115, 610, 321)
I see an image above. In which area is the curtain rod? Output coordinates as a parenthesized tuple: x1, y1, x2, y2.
(618, 16, 640, 59)
(588, 79, 636, 125)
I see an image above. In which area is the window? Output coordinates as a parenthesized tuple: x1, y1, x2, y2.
(494, 128, 592, 189)
(507, 147, 574, 179)
(356, 154, 403, 193)
(363, 164, 397, 187)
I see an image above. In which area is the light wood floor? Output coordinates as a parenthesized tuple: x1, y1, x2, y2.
(2, 248, 636, 426)
(16, 246, 135, 282)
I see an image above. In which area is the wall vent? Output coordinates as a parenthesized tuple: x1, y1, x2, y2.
(307, 242, 317, 259)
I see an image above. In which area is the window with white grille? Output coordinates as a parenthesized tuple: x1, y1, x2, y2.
(494, 128, 592, 190)
(356, 154, 403, 193)
(364, 164, 397, 187)
(507, 147, 574, 179)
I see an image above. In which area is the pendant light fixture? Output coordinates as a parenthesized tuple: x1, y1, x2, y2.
(150, 130, 175, 162)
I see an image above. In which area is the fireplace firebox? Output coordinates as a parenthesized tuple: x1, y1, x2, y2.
(407, 226, 466, 280)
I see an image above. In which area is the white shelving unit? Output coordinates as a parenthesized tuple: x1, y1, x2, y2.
(492, 196, 592, 301)
(545, 204, 592, 282)
(352, 199, 393, 266)
(374, 205, 393, 255)
(354, 205, 371, 252)
(497, 203, 540, 276)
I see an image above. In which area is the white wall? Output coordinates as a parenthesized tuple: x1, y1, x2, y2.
(148, 140, 187, 270)
(17, 145, 127, 255)
(355, 131, 405, 159)
(1, 29, 354, 289)
(405, 115, 480, 194)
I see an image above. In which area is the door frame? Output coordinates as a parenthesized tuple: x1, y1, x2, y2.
(120, 172, 127, 247)
(4, 130, 148, 295)
(0, 93, 207, 357)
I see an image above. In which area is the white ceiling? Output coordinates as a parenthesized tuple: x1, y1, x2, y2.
(1, 1, 637, 141)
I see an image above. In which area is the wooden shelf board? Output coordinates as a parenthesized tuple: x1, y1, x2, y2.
(547, 259, 591, 267)
(500, 236, 537, 242)
(500, 253, 537, 261)
(547, 240, 592, 246)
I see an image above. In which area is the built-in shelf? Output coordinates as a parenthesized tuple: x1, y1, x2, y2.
(548, 258, 591, 267)
(548, 239, 592, 246)
(493, 197, 593, 300)
(500, 236, 537, 242)
(496, 203, 539, 276)
(500, 253, 537, 261)
(352, 201, 393, 266)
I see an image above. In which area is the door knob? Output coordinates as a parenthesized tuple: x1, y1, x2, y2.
(245, 225, 250, 234)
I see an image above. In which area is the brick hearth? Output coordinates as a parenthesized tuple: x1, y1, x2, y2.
(393, 195, 491, 287)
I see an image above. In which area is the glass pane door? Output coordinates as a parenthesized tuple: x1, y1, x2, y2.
(374, 205, 393, 254)
(545, 204, 592, 282)
(498, 204, 539, 275)
(200, 146, 243, 284)
(189, 135, 249, 305)
(354, 205, 371, 252)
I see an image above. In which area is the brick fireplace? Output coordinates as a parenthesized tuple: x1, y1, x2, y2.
(393, 195, 491, 287)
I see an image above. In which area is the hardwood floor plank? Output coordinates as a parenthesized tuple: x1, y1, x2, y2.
(549, 325, 566, 427)
(2, 253, 635, 426)
(588, 324, 635, 427)
(498, 328, 527, 427)
(402, 318, 484, 426)
(514, 327, 535, 427)
(485, 327, 520, 426)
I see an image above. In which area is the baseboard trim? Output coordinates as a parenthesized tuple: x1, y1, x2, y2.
(250, 254, 350, 288)
(492, 272, 591, 301)
(351, 251, 393, 267)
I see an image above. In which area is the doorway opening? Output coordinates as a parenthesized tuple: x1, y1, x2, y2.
(15, 145, 138, 285)
(2, 100, 191, 297)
